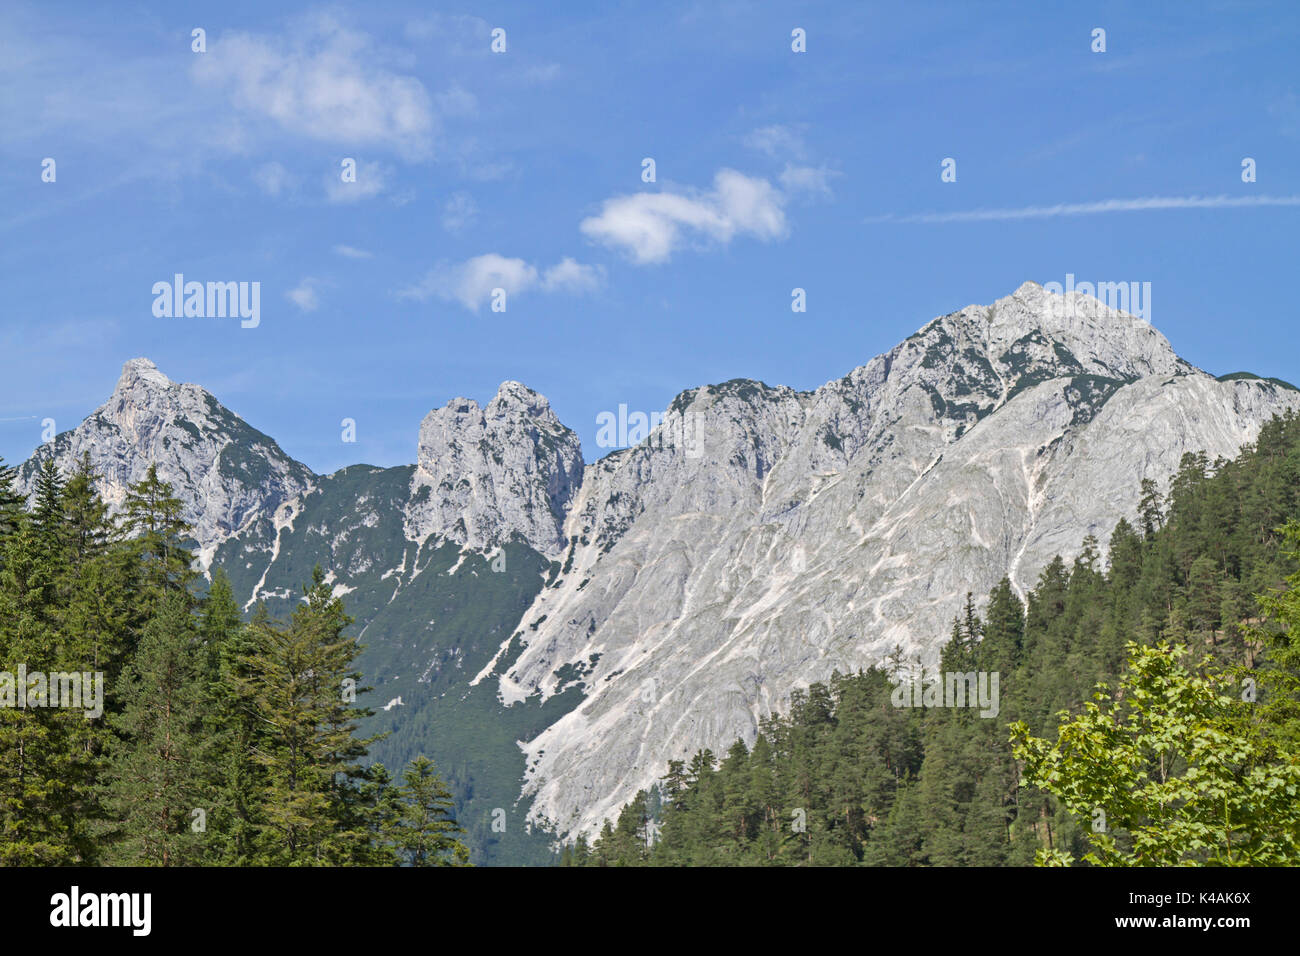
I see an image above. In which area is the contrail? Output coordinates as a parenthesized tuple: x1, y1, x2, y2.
(866, 194, 1300, 224)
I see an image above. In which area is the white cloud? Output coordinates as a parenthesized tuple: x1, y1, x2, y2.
(543, 257, 604, 294)
(869, 194, 1300, 224)
(287, 279, 320, 312)
(744, 124, 808, 160)
(435, 85, 478, 118)
(0, 12, 483, 203)
(780, 164, 837, 198)
(400, 254, 535, 310)
(400, 253, 601, 311)
(580, 169, 787, 264)
(191, 15, 437, 159)
(325, 160, 389, 202)
(333, 244, 373, 259)
(442, 191, 478, 233)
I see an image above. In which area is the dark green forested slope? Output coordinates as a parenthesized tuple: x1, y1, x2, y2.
(567, 410, 1300, 866)
(211, 464, 578, 865)
(354, 540, 583, 865)
(0, 458, 469, 866)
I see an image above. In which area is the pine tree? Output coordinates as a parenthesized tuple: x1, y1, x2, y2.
(120, 464, 193, 607)
(239, 566, 379, 864)
(201, 572, 266, 864)
(389, 755, 468, 865)
(0, 469, 102, 864)
(103, 591, 207, 865)
(981, 578, 1025, 675)
(0, 456, 25, 547)
(1138, 478, 1164, 540)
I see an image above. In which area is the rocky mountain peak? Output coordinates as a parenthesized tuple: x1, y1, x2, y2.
(485, 282, 1300, 838)
(406, 381, 583, 558)
(981, 280, 1184, 381)
(117, 356, 172, 391)
(490, 380, 553, 417)
(18, 358, 314, 566)
(102, 357, 222, 438)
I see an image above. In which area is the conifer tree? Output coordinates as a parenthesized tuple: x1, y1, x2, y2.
(383, 756, 470, 866)
(200, 573, 266, 864)
(121, 464, 193, 606)
(239, 566, 379, 864)
(0, 456, 25, 547)
(104, 590, 207, 865)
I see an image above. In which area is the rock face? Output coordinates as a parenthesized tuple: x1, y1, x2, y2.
(17, 358, 315, 566)
(18, 361, 585, 575)
(18, 283, 1300, 855)
(478, 282, 1300, 837)
(404, 381, 583, 558)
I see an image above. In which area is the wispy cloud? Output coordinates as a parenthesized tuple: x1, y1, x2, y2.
(191, 14, 437, 160)
(325, 160, 390, 202)
(442, 191, 478, 233)
(333, 244, 373, 259)
(287, 279, 321, 312)
(542, 257, 603, 294)
(581, 169, 787, 264)
(399, 254, 604, 311)
(780, 164, 838, 198)
(743, 124, 808, 160)
(868, 194, 1300, 224)
(252, 161, 294, 197)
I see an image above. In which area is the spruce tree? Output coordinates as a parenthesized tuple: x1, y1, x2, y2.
(103, 590, 207, 865)
(121, 464, 193, 607)
(239, 566, 379, 864)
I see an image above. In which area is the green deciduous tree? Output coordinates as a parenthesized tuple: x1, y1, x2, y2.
(1011, 641, 1300, 866)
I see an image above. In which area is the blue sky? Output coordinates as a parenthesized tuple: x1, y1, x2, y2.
(2, 1, 1298, 474)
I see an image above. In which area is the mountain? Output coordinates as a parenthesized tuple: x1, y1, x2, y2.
(17, 358, 315, 568)
(473, 282, 1300, 836)
(19, 282, 1300, 855)
(19, 360, 584, 863)
(406, 382, 583, 558)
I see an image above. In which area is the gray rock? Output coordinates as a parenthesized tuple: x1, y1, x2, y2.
(404, 381, 584, 558)
(481, 282, 1300, 837)
(17, 358, 315, 568)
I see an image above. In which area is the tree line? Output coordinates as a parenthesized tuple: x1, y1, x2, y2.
(0, 455, 468, 866)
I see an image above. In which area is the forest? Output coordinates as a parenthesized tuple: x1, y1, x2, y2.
(0, 456, 468, 866)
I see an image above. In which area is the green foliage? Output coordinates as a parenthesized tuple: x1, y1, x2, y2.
(1012, 641, 1300, 865)
(382, 756, 470, 866)
(7, 407, 1300, 868)
(0, 461, 466, 866)
(102, 590, 207, 865)
(207, 464, 573, 864)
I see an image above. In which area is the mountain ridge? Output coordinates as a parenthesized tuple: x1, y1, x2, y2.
(18, 282, 1300, 848)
